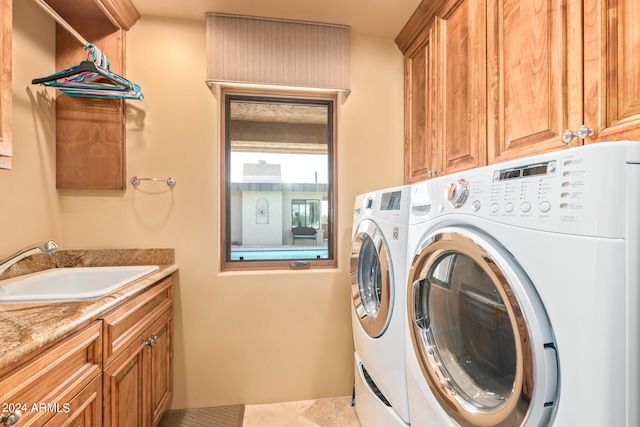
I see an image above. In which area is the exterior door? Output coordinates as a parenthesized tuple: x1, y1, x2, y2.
(350, 219, 393, 338)
(407, 228, 558, 426)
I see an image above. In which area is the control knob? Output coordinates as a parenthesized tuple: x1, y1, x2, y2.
(446, 179, 470, 208)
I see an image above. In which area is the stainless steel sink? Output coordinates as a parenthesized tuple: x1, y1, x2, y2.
(0, 265, 159, 302)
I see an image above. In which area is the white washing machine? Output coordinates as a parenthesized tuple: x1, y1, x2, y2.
(350, 185, 411, 427)
(405, 141, 640, 427)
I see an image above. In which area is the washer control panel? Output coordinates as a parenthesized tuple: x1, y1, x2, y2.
(489, 160, 557, 215)
(427, 142, 640, 237)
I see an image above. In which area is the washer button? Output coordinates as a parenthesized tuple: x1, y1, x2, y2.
(472, 201, 481, 212)
(521, 202, 531, 213)
(539, 201, 551, 212)
(490, 203, 499, 213)
(505, 202, 514, 213)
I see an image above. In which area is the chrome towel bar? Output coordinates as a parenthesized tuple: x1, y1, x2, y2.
(130, 176, 177, 187)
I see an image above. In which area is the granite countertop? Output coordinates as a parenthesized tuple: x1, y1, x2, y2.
(0, 249, 178, 373)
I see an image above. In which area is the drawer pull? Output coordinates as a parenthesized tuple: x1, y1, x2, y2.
(0, 410, 22, 426)
(146, 335, 158, 347)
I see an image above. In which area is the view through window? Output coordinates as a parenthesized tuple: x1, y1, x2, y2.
(223, 93, 335, 267)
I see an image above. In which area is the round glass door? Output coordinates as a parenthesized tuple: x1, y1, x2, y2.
(408, 228, 557, 426)
(350, 219, 392, 338)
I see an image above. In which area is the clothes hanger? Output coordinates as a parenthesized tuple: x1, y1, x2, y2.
(30, 0, 144, 101)
(32, 58, 134, 92)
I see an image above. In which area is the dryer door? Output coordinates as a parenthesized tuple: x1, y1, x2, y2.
(350, 219, 393, 338)
(408, 227, 558, 427)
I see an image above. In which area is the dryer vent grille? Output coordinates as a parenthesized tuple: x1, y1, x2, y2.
(360, 364, 392, 407)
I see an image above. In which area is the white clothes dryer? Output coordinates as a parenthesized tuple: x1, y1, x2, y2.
(350, 185, 411, 427)
(405, 141, 640, 427)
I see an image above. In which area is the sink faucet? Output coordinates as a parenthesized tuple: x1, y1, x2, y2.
(0, 240, 59, 276)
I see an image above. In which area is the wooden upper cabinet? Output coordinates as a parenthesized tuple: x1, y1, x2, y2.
(437, 0, 486, 175)
(44, 0, 139, 190)
(402, 20, 437, 183)
(487, 0, 583, 162)
(397, 0, 486, 183)
(398, 0, 640, 180)
(584, 0, 640, 142)
(489, 0, 640, 159)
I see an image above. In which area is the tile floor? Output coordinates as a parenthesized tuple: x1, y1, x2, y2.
(242, 396, 362, 427)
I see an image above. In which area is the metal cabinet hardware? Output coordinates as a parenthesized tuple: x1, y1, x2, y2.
(146, 335, 158, 347)
(0, 410, 22, 426)
(427, 170, 439, 178)
(562, 125, 595, 143)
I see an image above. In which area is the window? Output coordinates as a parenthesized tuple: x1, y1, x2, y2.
(292, 199, 321, 228)
(221, 90, 337, 270)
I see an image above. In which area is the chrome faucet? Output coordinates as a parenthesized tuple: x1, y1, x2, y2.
(0, 240, 59, 276)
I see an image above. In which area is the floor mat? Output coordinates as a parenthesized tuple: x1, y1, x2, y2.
(158, 405, 245, 427)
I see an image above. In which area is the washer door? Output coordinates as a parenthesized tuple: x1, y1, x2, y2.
(350, 219, 393, 338)
(408, 227, 558, 426)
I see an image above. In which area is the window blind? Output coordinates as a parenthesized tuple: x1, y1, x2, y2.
(206, 13, 350, 94)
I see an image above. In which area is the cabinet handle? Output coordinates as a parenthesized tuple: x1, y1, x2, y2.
(146, 335, 158, 347)
(427, 170, 439, 178)
(562, 125, 595, 143)
(0, 410, 22, 426)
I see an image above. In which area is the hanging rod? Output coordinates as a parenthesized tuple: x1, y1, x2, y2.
(33, 0, 90, 47)
(130, 177, 177, 187)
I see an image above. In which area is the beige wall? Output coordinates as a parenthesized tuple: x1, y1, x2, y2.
(0, 1, 59, 254)
(3, 7, 404, 409)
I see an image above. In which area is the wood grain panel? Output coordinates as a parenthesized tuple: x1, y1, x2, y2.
(149, 310, 173, 427)
(102, 277, 173, 367)
(437, 0, 486, 174)
(488, 0, 582, 162)
(585, 0, 640, 142)
(45, 0, 139, 30)
(104, 345, 145, 427)
(55, 20, 126, 189)
(406, 43, 431, 183)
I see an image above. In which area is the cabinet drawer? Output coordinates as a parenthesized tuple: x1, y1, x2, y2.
(0, 321, 102, 426)
(102, 277, 173, 367)
(44, 375, 102, 426)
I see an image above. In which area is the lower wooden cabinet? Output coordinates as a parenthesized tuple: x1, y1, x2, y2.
(0, 275, 173, 427)
(103, 308, 173, 427)
(0, 321, 102, 426)
(102, 277, 173, 427)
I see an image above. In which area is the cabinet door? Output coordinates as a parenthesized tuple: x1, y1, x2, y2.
(103, 309, 172, 427)
(149, 309, 173, 427)
(404, 21, 439, 183)
(487, 0, 583, 162)
(584, 0, 640, 142)
(103, 341, 147, 427)
(435, 0, 487, 175)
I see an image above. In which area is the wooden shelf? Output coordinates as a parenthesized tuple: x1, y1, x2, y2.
(45, 0, 139, 190)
